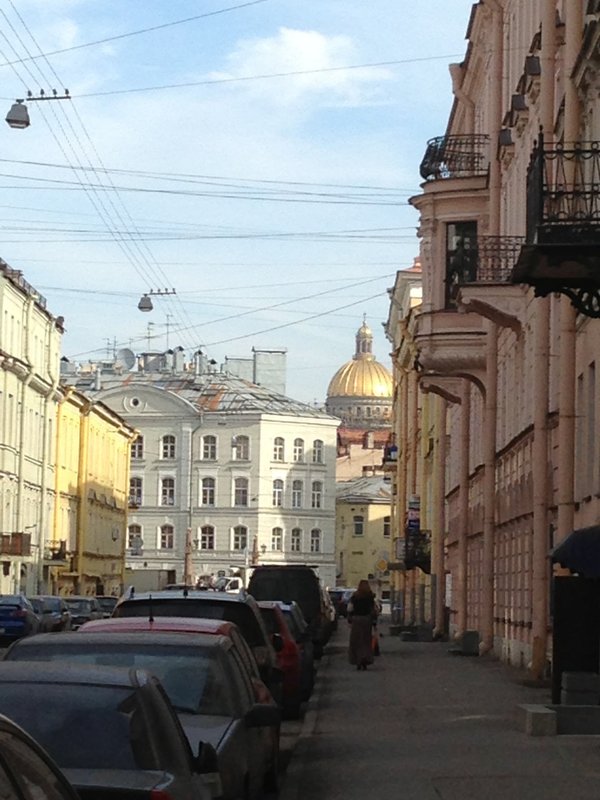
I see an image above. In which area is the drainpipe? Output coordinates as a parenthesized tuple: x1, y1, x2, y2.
(456, 381, 471, 636)
(433, 396, 447, 638)
(486, 0, 504, 235)
(556, 0, 583, 544)
(398, 368, 409, 625)
(530, 0, 555, 682)
(76, 402, 91, 594)
(481, 321, 498, 653)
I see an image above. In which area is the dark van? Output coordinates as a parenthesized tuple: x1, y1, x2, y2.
(247, 565, 332, 657)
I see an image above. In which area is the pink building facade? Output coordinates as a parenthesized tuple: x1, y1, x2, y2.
(402, 1, 600, 675)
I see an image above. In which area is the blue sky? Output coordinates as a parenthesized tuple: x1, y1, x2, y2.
(0, 0, 475, 402)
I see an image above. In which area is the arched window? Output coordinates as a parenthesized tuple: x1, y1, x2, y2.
(311, 481, 323, 509)
(161, 434, 176, 459)
(272, 479, 284, 507)
(291, 528, 302, 553)
(293, 438, 304, 462)
(310, 528, 321, 553)
(312, 440, 323, 464)
(161, 478, 175, 506)
(273, 437, 285, 461)
(234, 478, 249, 507)
(292, 480, 303, 509)
(233, 525, 248, 551)
(232, 435, 249, 461)
(160, 524, 174, 549)
(202, 477, 215, 506)
(200, 525, 215, 550)
(202, 435, 217, 460)
(129, 477, 142, 507)
(131, 435, 144, 460)
(271, 527, 283, 551)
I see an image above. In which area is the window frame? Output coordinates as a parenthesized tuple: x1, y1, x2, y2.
(161, 434, 176, 459)
(273, 437, 285, 462)
(160, 477, 175, 506)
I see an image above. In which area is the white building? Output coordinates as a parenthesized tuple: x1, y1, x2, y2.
(70, 349, 339, 588)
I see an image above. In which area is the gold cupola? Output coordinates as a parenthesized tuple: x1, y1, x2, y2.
(326, 318, 392, 428)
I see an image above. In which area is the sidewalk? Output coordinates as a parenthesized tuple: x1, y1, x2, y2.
(281, 620, 600, 800)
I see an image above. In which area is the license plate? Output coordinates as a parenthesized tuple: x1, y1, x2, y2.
(0, 628, 5, 634)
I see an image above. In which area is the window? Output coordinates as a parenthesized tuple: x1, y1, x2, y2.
(311, 481, 323, 509)
(160, 524, 174, 549)
(310, 528, 321, 553)
(353, 515, 365, 536)
(312, 439, 323, 464)
(200, 525, 215, 550)
(293, 438, 304, 462)
(232, 435, 249, 461)
(271, 527, 283, 551)
(292, 480, 303, 508)
(273, 437, 285, 461)
(272, 479, 284, 507)
(233, 525, 248, 551)
(131, 435, 144, 459)
(128, 524, 142, 550)
(383, 516, 391, 537)
(202, 477, 215, 506)
(446, 220, 478, 307)
(129, 477, 142, 507)
(202, 435, 217, 460)
(291, 528, 302, 553)
(161, 434, 176, 459)
(161, 478, 175, 506)
(234, 477, 249, 506)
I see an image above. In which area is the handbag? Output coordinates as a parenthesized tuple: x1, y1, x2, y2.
(371, 630, 380, 656)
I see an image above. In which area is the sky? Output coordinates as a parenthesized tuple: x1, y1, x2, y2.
(0, 0, 476, 404)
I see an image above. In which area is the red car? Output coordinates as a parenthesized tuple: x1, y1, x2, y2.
(257, 600, 303, 719)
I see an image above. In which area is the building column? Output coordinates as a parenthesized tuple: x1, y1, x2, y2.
(456, 381, 471, 636)
(481, 321, 498, 653)
(432, 396, 447, 638)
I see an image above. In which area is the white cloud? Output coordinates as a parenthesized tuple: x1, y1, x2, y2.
(208, 27, 393, 108)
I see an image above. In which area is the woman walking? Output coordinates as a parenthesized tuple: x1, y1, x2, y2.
(347, 579, 378, 670)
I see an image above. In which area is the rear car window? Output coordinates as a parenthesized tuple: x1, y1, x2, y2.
(248, 571, 321, 620)
(115, 599, 266, 647)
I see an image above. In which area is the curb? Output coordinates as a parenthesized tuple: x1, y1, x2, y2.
(278, 653, 330, 800)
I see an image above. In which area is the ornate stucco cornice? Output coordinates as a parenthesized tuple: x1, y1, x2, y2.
(457, 285, 527, 335)
(414, 309, 487, 376)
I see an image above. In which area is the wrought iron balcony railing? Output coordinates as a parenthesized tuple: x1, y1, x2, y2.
(526, 137, 600, 244)
(419, 134, 490, 182)
(446, 235, 526, 305)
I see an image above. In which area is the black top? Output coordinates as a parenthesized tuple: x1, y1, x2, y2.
(349, 594, 375, 617)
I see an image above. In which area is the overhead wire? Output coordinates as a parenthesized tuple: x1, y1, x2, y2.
(4, 2, 200, 353)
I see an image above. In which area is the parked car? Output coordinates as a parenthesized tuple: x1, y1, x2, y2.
(4, 630, 280, 800)
(0, 594, 39, 644)
(95, 595, 118, 618)
(328, 587, 355, 618)
(113, 588, 282, 704)
(247, 565, 332, 657)
(0, 661, 217, 799)
(321, 585, 337, 633)
(257, 600, 304, 719)
(274, 600, 316, 703)
(63, 596, 103, 629)
(0, 713, 82, 799)
(30, 595, 72, 632)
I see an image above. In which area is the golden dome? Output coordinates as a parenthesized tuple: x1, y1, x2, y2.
(327, 317, 392, 399)
(327, 358, 392, 398)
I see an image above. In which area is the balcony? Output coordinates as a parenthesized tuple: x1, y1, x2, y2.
(0, 532, 31, 557)
(381, 444, 398, 472)
(414, 309, 486, 377)
(448, 235, 527, 332)
(512, 136, 600, 316)
(419, 134, 490, 182)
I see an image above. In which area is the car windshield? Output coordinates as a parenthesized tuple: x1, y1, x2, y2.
(97, 598, 117, 612)
(65, 599, 92, 613)
(259, 608, 279, 636)
(0, 683, 154, 771)
(40, 597, 62, 612)
(7, 644, 236, 717)
(0, 596, 21, 606)
(116, 599, 266, 647)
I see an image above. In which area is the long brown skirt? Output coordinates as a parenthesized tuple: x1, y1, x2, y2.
(348, 614, 374, 666)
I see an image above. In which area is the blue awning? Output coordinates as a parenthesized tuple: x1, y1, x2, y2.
(551, 525, 600, 578)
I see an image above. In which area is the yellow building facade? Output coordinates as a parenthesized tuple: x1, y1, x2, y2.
(53, 387, 137, 597)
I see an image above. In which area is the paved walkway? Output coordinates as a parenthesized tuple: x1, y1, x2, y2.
(281, 620, 600, 800)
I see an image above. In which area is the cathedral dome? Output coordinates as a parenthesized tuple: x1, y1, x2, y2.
(326, 318, 393, 430)
(327, 319, 392, 399)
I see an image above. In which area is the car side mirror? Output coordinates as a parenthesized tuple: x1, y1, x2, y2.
(193, 741, 222, 797)
(271, 633, 284, 653)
